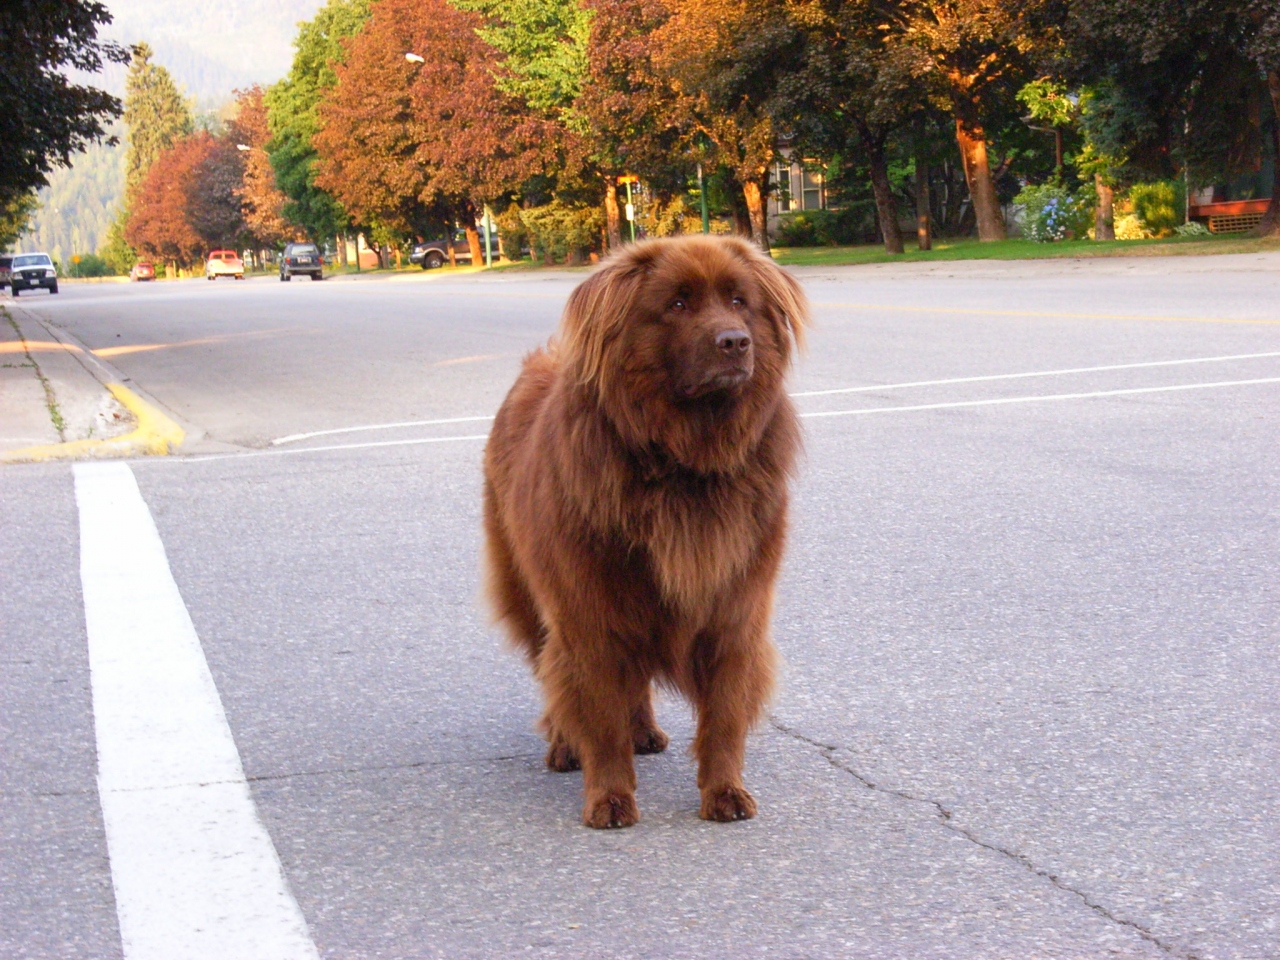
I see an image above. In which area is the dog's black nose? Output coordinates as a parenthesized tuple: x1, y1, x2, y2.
(717, 330, 752, 355)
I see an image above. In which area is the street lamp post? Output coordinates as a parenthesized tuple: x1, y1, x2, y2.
(619, 175, 639, 243)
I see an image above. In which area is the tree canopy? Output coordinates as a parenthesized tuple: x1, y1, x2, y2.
(0, 0, 128, 213)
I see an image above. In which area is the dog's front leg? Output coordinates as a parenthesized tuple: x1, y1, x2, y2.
(691, 623, 776, 822)
(538, 636, 641, 828)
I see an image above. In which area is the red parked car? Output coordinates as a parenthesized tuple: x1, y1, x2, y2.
(130, 261, 156, 282)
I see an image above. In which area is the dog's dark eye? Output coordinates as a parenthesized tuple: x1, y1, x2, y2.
(669, 298, 687, 312)
(731, 296, 746, 308)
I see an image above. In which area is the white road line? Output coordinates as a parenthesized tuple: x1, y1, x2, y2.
(271, 414, 494, 445)
(270, 352, 1280, 446)
(798, 377, 1280, 420)
(791, 351, 1280, 398)
(75, 462, 319, 960)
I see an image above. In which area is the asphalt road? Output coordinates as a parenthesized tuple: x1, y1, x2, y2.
(3, 252, 1279, 959)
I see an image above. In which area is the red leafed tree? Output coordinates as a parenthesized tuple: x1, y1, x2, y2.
(228, 86, 292, 246)
(126, 132, 211, 268)
(579, 0, 693, 249)
(126, 131, 247, 267)
(313, 0, 547, 263)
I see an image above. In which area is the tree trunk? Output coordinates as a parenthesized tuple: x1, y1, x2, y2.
(446, 232, 457, 267)
(1094, 175, 1115, 241)
(915, 135, 932, 251)
(1255, 71, 1280, 236)
(604, 178, 622, 250)
(953, 99, 1006, 241)
(337, 234, 347, 267)
(864, 133, 903, 255)
(742, 177, 769, 252)
(464, 224, 483, 266)
(378, 244, 390, 269)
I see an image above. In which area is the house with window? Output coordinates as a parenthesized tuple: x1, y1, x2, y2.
(768, 146, 829, 230)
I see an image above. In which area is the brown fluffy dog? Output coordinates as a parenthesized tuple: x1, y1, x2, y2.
(483, 235, 808, 828)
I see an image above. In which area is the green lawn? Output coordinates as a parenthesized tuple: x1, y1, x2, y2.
(770, 233, 1280, 267)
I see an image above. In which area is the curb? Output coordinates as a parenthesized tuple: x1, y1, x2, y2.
(3, 383, 185, 463)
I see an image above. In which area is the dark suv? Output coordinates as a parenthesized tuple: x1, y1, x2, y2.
(409, 230, 481, 269)
(280, 242, 323, 281)
(0, 254, 11, 289)
(9, 253, 58, 296)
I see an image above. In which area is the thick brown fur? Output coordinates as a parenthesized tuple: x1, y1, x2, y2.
(483, 235, 809, 828)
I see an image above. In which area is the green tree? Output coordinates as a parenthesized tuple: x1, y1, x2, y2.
(777, 0, 930, 254)
(455, 0, 592, 117)
(1, 193, 39, 250)
(123, 43, 193, 195)
(1058, 0, 1272, 233)
(265, 0, 371, 245)
(98, 213, 136, 273)
(0, 0, 127, 213)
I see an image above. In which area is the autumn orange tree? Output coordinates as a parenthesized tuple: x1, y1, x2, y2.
(314, 0, 548, 264)
(654, 0, 802, 250)
(228, 86, 292, 249)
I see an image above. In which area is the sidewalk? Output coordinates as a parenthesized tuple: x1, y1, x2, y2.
(0, 306, 135, 458)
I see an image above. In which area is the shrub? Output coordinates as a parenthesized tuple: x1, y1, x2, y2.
(1175, 219, 1210, 237)
(518, 201, 603, 264)
(1014, 182, 1095, 241)
(1128, 180, 1185, 236)
(1114, 214, 1149, 240)
(71, 253, 115, 276)
(774, 206, 877, 246)
(494, 203, 529, 261)
(639, 196, 695, 237)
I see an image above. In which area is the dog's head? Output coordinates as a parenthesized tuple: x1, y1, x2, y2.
(557, 235, 809, 471)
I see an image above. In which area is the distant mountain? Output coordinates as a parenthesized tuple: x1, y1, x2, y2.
(18, 132, 126, 264)
(99, 0, 327, 102)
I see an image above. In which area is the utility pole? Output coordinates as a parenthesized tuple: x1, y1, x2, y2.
(482, 206, 493, 268)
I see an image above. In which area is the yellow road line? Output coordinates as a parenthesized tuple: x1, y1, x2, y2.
(3, 384, 185, 463)
(813, 302, 1280, 326)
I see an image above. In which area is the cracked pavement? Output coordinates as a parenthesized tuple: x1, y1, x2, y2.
(2, 259, 1279, 957)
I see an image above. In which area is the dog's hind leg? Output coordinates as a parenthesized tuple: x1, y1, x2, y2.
(482, 491, 546, 660)
(630, 685, 669, 756)
(542, 721, 580, 771)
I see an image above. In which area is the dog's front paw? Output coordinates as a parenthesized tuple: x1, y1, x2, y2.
(700, 785, 757, 822)
(583, 791, 640, 829)
(632, 725, 669, 755)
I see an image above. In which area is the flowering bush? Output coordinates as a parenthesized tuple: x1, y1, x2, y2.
(1014, 182, 1095, 242)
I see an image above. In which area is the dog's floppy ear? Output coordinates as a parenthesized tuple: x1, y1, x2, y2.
(559, 244, 655, 389)
(740, 242, 809, 354)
